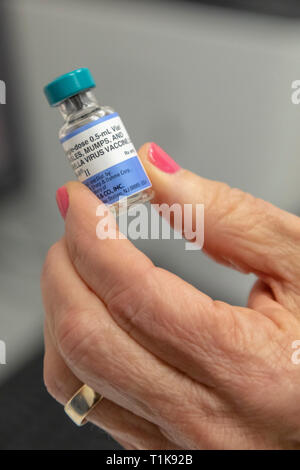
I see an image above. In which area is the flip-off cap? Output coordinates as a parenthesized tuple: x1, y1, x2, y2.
(44, 68, 95, 106)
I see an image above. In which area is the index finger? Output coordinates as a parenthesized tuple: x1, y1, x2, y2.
(64, 181, 153, 306)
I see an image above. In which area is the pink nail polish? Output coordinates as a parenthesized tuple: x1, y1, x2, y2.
(56, 186, 69, 220)
(148, 143, 181, 174)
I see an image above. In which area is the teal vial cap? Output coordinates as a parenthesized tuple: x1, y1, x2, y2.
(44, 68, 96, 106)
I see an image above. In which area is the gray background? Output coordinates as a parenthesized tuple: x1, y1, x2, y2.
(1, 0, 300, 386)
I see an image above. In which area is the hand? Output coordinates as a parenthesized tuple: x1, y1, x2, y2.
(41, 142, 300, 449)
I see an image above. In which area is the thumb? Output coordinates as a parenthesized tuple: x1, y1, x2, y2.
(139, 142, 300, 285)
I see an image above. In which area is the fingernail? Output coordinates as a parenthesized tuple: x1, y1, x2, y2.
(148, 143, 181, 174)
(56, 186, 69, 220)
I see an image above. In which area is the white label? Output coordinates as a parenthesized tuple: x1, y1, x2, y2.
(60, 112, 151, 205)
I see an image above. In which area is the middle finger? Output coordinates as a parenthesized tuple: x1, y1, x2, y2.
(41, 239, 216, 438)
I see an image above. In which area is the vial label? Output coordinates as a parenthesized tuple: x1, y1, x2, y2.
(61, 112, 151, 205)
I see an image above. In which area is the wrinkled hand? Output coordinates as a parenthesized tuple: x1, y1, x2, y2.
(41, 143, 300, 449)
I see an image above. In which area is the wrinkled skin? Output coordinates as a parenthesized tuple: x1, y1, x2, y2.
(41, 143, 300, 449)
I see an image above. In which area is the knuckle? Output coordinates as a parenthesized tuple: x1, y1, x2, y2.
(211, 183, 256, 225)
(41, 241, 62, 287)
(54, 307, 116, 388)
(55, 309, 84, 362)
(43, 355, 61, 402)
(107, 265, 157, 335)
(55, 307, 98, 369)
(67, 229, 90, 272)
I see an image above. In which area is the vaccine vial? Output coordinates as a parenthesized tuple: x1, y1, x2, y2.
(44, 68, 153, 212)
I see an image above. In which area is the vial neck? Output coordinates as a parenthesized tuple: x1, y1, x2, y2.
(59, 90, 99, 122)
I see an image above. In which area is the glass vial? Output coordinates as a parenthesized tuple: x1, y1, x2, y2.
(44, 68, 153, 212)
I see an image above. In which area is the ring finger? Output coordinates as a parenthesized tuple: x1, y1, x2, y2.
(44, 322, 178, 449)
